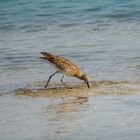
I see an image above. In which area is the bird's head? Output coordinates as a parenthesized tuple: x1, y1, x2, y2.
(80, 73, 90, 88)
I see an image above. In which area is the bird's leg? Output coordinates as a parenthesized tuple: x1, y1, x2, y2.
(86, 81, 90, 88)
(45, 71, 58, 89)
(61, 75, 72, 89)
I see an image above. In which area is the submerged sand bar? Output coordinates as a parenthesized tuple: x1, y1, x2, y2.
(14, 81, 140, 97)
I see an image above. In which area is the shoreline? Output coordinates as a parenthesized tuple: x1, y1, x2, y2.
(11, 80, 140, 97)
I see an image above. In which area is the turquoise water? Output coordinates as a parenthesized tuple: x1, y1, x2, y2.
(0, 0, 140, 92)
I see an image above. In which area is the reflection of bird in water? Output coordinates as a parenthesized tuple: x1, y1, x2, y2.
(40, 51, 90, 89)
(76, 96, 89, 104)
(46, 96, 89, 113)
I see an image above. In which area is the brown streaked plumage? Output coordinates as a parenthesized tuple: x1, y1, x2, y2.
(40, 51, 90, 88)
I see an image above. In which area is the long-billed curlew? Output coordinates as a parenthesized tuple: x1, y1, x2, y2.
(40, 51, 90, 88)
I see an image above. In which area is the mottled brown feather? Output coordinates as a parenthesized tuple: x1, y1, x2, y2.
(41, 51, 83, 77)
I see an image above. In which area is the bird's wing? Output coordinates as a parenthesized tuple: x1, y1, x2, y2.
(54, 57, 83, 76)
(41, 51, 83, 76)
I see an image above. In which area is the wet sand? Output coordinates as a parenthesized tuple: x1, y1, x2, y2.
(14, 81, 140, 97)
(0, 81, 140, 140)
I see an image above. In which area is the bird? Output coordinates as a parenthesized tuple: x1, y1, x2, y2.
(40, 51, 90, 89)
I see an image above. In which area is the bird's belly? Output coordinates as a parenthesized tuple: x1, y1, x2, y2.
(58, 69, 73, 76)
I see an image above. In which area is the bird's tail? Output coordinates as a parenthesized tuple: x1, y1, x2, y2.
(41, 51, 50, 56)
(40, 51, 54, 61)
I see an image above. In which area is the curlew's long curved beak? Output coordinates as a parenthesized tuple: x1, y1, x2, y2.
(86, 81, 90, 88)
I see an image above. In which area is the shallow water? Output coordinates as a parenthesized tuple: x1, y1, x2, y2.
(0, 93, 140, 140)
(0, 81, 139, 140)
